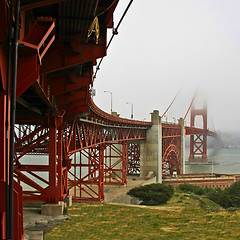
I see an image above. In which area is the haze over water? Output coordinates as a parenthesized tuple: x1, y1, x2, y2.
(185, 147, 240, 175)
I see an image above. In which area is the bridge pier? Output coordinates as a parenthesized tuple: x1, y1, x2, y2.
(140, 110, 162, 183)
(179, 118, 186, 174)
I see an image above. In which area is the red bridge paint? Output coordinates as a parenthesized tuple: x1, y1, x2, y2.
(0, 0, 216, 239)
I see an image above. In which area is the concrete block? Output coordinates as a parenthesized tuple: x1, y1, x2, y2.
(24, 231, 43, 240)
(145, 171, 154, 180)
(41, 202, 64, 216)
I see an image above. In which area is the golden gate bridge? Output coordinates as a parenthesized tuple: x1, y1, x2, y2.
(0, 0, 217, 239)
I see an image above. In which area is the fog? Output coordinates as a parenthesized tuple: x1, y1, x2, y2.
(93, 0, 240, 134)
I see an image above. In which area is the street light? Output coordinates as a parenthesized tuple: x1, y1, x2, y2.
(164, 115, 167, 123)
(104, 90, 112, 113)
(126, 102, 133, 119)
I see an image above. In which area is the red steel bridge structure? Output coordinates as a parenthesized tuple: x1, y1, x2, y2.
(0, 0, 217, 239)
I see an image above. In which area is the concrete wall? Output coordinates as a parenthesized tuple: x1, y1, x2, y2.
(140, 110, 162, 183)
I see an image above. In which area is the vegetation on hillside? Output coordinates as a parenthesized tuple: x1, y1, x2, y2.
(45, 191, 240, 240)
(44, 181, 240, 239)
(127, 183, 174, 205)
(178, 181, 240, 209)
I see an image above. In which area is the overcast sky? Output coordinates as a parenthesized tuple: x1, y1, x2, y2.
(93, 0, 240, 134)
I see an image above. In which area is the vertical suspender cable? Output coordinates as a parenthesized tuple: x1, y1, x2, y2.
(5, 0, 13, 237)
(9, 0, 20, 238)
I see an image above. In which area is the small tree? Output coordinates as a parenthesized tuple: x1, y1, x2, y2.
(127, 183, 174, 206)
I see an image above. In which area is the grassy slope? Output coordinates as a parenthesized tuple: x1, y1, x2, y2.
(45, 193, 240, 240)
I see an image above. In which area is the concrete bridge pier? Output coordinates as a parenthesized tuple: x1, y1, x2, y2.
(140, 110, 162, 183)
(179, 118, 186, 174)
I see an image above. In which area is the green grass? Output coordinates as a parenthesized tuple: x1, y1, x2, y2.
(44, 193, 240, 240)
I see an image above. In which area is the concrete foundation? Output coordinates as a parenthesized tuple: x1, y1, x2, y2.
(140, 110, 162, 183)
(188, 157, 209, 164)
(41, 202, 64, 216)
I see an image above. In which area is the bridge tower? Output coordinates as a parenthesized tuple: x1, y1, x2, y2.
(189, 102, 208, 163)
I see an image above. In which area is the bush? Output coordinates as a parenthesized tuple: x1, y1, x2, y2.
(175, 181, 240, 209)
(206, 181, 240, 209)
(225, 181, 240, 208)
(127, 183, 174, 206)
(177, 183, 206, 195)
(206, 188, 232, 209)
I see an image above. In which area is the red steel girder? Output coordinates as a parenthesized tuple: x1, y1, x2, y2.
(66, 119, 147, 154)
(41, 42, 106, 74)
(162, 123, 181, 138)
(17, 17, 56, 98)
(19, 17, 56, 64)
(47, 72, 91, 97)
(20, 0, 71, 11)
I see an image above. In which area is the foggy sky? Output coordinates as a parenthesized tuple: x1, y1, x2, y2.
(93, 0, 240, 134)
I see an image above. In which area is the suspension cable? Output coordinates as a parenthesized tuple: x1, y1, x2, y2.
(161, 89, 181, 118)
(184, 89, 198, 120)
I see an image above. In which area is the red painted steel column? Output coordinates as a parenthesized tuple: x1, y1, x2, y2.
(98, 145, 104, 202)
(41, 117, 59, 203)
(122, 142, 127, 185)
(49, 120, 57, 189)
(57, 125, 63, 199)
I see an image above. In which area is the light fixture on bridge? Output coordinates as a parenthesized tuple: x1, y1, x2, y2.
(90, 88, 96, 97)
(104, 90, 113, 114)
(126, 102, 133, 119)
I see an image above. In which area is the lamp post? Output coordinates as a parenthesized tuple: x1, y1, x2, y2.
(164, 115, 167, 123)
(104, 90, 112, 113)
(126, 102, 133, 119)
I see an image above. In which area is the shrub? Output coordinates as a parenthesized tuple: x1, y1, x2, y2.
(177, 183, 206, 195)
(206, 188, 232, 209)
(127, 183, 174, 206)
(206, 183, 240, 209)
(225, 181, 240, 208)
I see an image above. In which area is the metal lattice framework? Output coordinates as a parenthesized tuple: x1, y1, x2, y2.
(13, 102, 151, 202)
(0, 0, 217, 238)
(127, 143, 141, 175)
(162, 123, 181, 175)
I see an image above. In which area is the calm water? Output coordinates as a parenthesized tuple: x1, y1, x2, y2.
(185, 147, 240, 175)
(19, 147, 240, 190)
